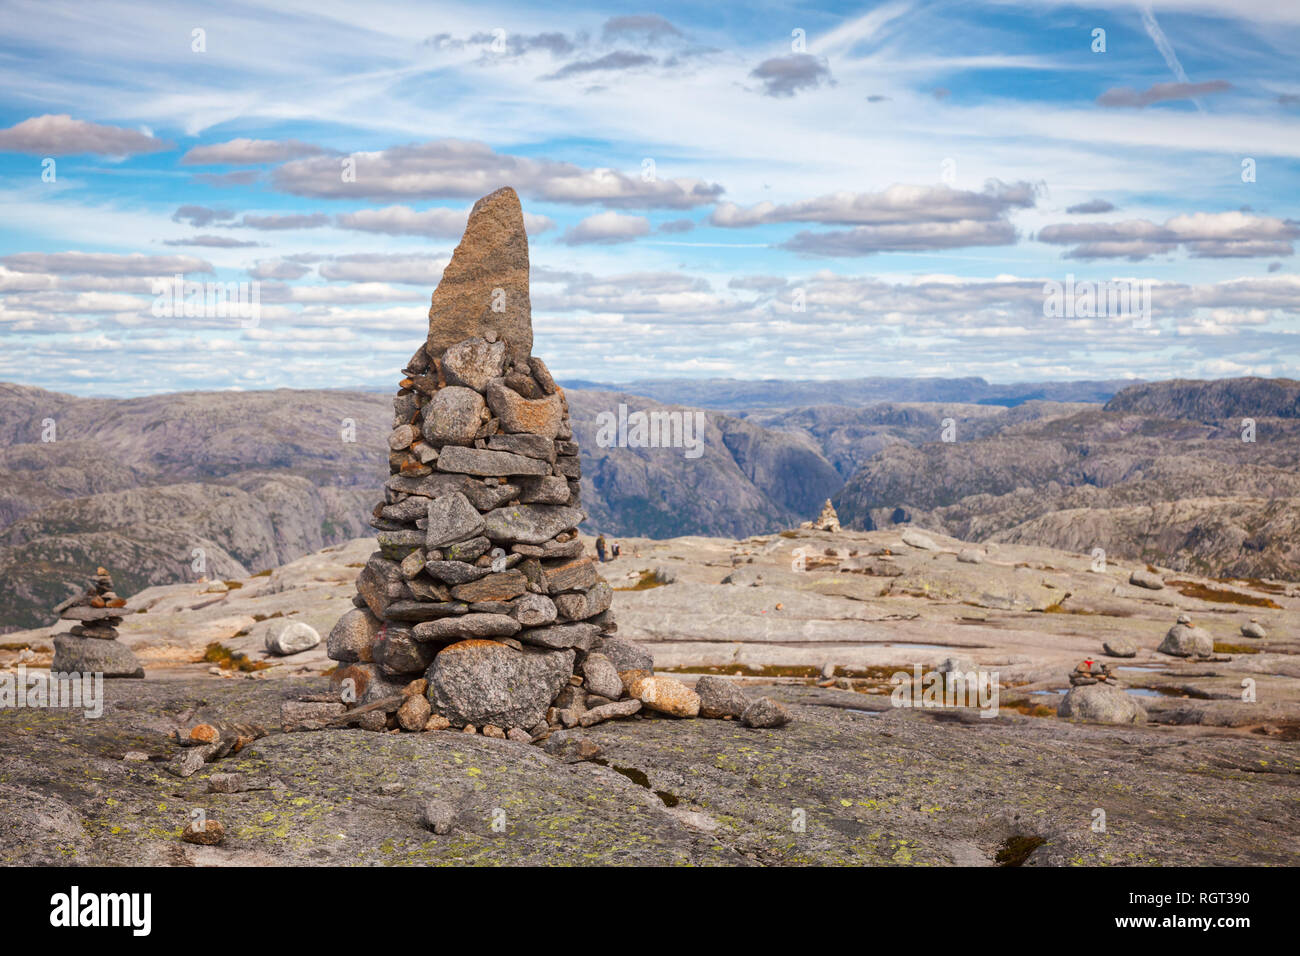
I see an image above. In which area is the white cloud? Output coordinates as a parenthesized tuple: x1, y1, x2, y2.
(0, 114, 169, 156)
(560, 212, 651, 245)
(272, 139, 724, 208)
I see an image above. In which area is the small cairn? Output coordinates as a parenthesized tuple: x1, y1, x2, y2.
(801, 498, 841, 533)
(1068, 658, 1117, 687)
(320, 188, 792, 739)
(49, 568, 144, 678)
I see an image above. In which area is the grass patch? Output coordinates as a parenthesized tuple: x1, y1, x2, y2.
(1213, 642, 1261, 655)
(201, 641, 270, 672)
(613, 570, 667, 592)
(1167, 580, 1282, 609)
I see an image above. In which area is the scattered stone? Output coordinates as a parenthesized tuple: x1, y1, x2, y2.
(263, 619, 320, 656)
(901, 529, 939, 551)
(627, 675, 700, 718)
(397, 694, 432, 731)
(695, 676, 749, 719)
(181, 820, 225, 846)
(418, 799, 457, 835)
(741, 697, 792, 728)
(1102, 637, 1138, 658)
(1129, 569, 1165, 590)
(579, 699, 641, 726)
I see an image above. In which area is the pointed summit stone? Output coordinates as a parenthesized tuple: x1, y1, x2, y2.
(427, 186, 533, 365)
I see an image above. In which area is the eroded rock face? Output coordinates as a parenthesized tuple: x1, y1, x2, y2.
(426, 639, 574, 729)
(427, 187, 532, 365)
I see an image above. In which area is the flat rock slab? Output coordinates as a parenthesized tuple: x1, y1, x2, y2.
(0, 678, 1296, 866)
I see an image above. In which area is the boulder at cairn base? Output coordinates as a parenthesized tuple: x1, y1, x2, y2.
(427, 187, 532, 365)
(427, 639, 575, 730)
(1057, 683, 1147, 724)
(52, 634, 144, 678)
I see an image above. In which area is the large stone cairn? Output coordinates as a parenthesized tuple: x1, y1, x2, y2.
(49, 567, 144, 678)
(324, 187, 788, 739)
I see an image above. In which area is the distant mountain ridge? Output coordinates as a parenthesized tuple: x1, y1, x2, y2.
(3, 376, 1296, 630)
(835, 379, 1300, 580)
(558, 376, 1134, 410)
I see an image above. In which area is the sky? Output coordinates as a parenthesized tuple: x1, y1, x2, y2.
(0, 0, 1297, 396)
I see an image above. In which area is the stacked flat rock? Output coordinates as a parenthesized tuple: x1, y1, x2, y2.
(49, 567, 144, 678)
(325, 187, 725, 737)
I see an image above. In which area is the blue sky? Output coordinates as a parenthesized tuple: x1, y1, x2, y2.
(0, 0, 1297, 396)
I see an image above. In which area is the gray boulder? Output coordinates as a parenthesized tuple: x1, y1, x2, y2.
(427, 640, 575, 729)
(1129, 569, 1165, 590)
(695, 676, 749, 719)
(1102, 637, 1138, 658)
(51, 634, 144, 678)
(741, 697, 792, 728)
(1158, 623, 1213, 658)
(901, 529, 939, 551)
(263, 620, 320, 656)
(1057, 683, 1147, 724)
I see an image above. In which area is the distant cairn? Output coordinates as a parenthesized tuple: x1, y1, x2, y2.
(801, 498, 841, 533)
(49, 567, 144, 678)
(324, 188, 790, 737)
